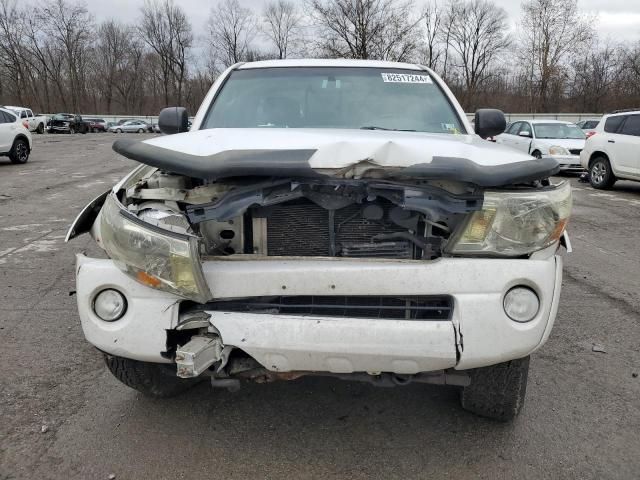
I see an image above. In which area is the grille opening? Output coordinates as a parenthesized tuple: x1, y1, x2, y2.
(199, 295, 453, 320)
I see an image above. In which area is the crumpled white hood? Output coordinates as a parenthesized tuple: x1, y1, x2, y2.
(143, 128, 534, 169)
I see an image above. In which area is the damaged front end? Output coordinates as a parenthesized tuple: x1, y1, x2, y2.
(68, 136, 571, 387)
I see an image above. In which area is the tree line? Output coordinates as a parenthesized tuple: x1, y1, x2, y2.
(0, 0, 638, 116)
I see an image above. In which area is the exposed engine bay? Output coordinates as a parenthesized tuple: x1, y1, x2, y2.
(122, 169, 484, 261)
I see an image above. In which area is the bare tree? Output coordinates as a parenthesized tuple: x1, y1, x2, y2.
(262, 0, 302, 59)
(420, 1, 443, 70)
(41, 0, 94, 112)
(207, 0, 258, 71)
(309, 0, 421, 61)
(139, 0, 193, 106)
(519, 0, 594, 111)
(445, 0, 510, 108)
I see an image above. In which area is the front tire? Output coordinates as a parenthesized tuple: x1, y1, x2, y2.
(104, 354, 201, 398)
(460, 356, 530, 421)
(589, 156, 616, 189)
(36, 123, 44, 134)
(531, 150, 542, 159)
(116, 128, 122, 133)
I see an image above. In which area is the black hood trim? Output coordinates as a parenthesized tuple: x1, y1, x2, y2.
(112, 139, 560, 187)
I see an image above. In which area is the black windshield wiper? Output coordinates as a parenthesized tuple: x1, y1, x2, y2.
(360, 126, 417, 132)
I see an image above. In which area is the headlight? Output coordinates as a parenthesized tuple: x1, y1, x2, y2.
(100, 194, 211, 302)
(548, 146, 570, 156)
(447, 181, 572, 256)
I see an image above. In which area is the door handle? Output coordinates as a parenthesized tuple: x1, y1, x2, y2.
(608, 140, 615, 143)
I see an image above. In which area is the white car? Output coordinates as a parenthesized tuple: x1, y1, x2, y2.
(66, 59, 572, 421)
(0, 107, 32, 164)
(3, 106, 47, 134)
(496, 120, 586, 172)
(575, 119, 600, 139)
(580, 110, 640, 189)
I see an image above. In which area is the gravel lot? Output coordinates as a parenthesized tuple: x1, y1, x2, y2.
(1, 134, 639, 480)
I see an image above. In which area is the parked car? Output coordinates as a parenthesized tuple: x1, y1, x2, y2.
(575, 119, 600, 138)
(496, 120, 586, 172)
(47, 113, 90, 134)
(0, 107, 32, 164)
(66, 59, 572, 421)
(3, 106, 47, 134)
(86, 118, 107, 133)
(108, 120, 152, 133)
(580, 109, 640, 189)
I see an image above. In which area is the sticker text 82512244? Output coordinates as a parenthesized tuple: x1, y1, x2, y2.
(381, 73, 432, 84)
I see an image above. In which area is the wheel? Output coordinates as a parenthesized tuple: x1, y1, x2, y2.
(589, 156, 616, 189)
(36, 123, 44, 134)
(69, 126, 76, 134)
(137, 128, 144, 133)
(116, 128, 122, 133)
(460, 356, 530, 421)
(9, 138, 29, 164)
(104, 354, 201, 398)
(531, 150, 542, 159)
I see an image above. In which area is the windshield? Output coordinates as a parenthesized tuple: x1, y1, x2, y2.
(533, 123, 586, 139)
(54, 114, 73, 120)
(202, 67, 464, 134)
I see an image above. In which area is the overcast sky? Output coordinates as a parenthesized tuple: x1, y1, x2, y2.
(87, 0, 640, 44)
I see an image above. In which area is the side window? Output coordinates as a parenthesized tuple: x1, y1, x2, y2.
(0, 112, 8, 124)
(604, 115, 626, 133)
(2, 111, 16, 123)
(20, 110, 27, 118)
(619, 115, 640, 137)
(507, 122, 520, 135)
(27, 110, 33, 117)
(518, 122, 532, 136)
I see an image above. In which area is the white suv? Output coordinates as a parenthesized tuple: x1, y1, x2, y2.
(580, 110, 640, 189)
(0, 107, 32, 164)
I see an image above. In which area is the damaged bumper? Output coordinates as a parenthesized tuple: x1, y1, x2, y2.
(75, 252, 562, 373)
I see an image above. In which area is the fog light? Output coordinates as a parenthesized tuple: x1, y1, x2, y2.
(93, 289, 127, 322)
(503, 287, 539, 323)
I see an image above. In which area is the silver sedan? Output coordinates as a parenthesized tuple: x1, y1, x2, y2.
(108, 120, 152, 133)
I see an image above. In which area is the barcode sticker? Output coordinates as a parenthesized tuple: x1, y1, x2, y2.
(381, 73, 432, 84)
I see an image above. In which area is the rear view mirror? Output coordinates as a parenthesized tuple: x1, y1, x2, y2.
(158, 107, 189, 135)
(519, 131, 532, 138)
(474, 109, 506, 139)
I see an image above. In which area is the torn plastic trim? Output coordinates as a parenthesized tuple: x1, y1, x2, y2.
(112, 138, 560, 187)
(184, 179, 483, 224)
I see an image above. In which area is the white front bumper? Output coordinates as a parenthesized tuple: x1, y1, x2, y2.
(553, 155, 583, 170)
(75, 254, 562, 373)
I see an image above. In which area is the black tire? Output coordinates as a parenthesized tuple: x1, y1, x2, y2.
(36, 123, 44, 134)
(460, 356, 530, 421)
(116, 128, 122, 133)
(531, 150, 542, 159)
(104, 354, 201, 398)
(9, 138, 29, 164)
(137, 128, 144, 133)
(589, 156, 616, 189)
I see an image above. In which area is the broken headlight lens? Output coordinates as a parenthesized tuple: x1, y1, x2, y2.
(447, 181, 572, 256)
(100, 194, 211, 303)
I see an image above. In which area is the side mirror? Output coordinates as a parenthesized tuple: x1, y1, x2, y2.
(518, 130, 532, 138)
(158, 107, 189, 135)
(474, 109, 506, 139)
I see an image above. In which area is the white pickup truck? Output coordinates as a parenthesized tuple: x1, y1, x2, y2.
(3, 106, 47, 134)
(67, 59, 571, 421)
